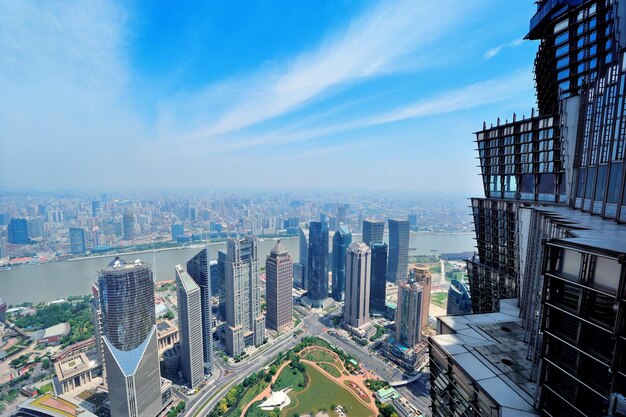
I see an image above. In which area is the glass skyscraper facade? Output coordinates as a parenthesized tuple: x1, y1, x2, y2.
(331, 225, 352, 301)
(307, 221, 329, 308)
(387, 219, 409, 283)
(362, 219, 384, 246)
(369, 242, 388, 315)
(186, 248, 213, 375)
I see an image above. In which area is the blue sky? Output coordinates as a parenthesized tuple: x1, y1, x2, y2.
(0, 0, 538, 194)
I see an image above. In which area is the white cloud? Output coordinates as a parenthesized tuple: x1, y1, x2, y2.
(484, 38, 524, 60)
(163, 0, 482, 143)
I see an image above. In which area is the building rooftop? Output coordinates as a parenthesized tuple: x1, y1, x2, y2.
(18, 394, 97, 417)
(431, 299, 538, 417)
(270, 240, 288, 256)
(54, 353, 95, 382)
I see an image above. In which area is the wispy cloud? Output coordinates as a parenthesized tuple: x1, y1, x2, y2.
(484, 38, 524, 60)
(162, 0, 482, 143)
(183, 69, 533, 154)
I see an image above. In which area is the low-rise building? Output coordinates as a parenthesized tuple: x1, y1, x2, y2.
(157, 320, 179, 353)
(53, 352, 97, 395)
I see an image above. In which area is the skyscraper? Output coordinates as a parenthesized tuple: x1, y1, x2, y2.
(369, 242, 387, 315)
(186, 248, 213, 375)
(362, 219, 384, 246)
(91, 200, 100, 217)
(224, 236, 265, 357)
(0, 230, 6, 259)
(69, 227, 86, 254)
(344, 242, 371, 329)
(395, 275, 422, 349)
(217, 250, 227, 320)
(296, 222, 309, 289)
(337, 204, 349, 225)
(412, 265, 431, 337)
(446, 279, 471, 315)
(387, 219, 409, 283)
(331, 225, 352, 301)
(122, 208, 136, 241)
(171, 223, 184, 241)
(8, 218, 29, 244)
(265, 241, 293, 332)
(98, 257, 162, 417)
(209, 260, 219, 297)
(307, 221, 329, 308)
(175, 265, 204, 389)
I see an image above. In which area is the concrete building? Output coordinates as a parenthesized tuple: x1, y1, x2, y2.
(52, 352, 96, 395)
(175, 264, 204, 389)
(98, 257, 163, 417)
(395, 275, 423, 349)
(344, 242, 371, 330)
(122, 208, 136, 241)
(331, 225, 352, 301)
(362, 219, 384, 246)
(157, 320, 179, 353)
(265, 241, 293, 332)
(307, 221, 329, 308)
(412, 265, 431, 336)
(69, 227, 86, 254)
(186, 248, 213, 375)
(387, 219, 409, 283)
(224, 236, 265, 357)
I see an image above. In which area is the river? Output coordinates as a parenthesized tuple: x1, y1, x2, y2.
(0, 232, 475, 305)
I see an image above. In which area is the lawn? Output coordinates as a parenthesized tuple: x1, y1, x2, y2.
(302, 348, 339, 365)
(273, 364, 306, 392)
(431, 292, 448, 308)
(318, 363, 342, 378)
(38, 382, 53, 394)
(282, 364, 375, 417)
(226, 380, 269, 417)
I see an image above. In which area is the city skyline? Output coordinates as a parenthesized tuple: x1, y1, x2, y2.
(1, 1, 536, 193)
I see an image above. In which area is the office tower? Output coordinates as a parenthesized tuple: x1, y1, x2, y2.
(307, 221, 329, 308)
(90, 284, 105, 384)
(362, 219, 384, 246)
(8, 218, 29, 244)
(265, 241, 293, 332)
(412, 265, 431, 335)
(344, 242, 371, 329)
(217, 250, 227, 319)
(369, 243, 387, 315)
(122, 208, 136, 241)
(0, 230, 6, 259)
(98, 257, 162, 417)
(186, 249, 213, 375)
(331, 225, 352, 301)
(224, 236, 265, 357)
(446, 279, 471, 315)
(429, 2, 626, 417)
(395, 275, 422, 349)
(69, 227, 86, 254)
(209, 260, 219, 297)
(91, 200, 100, 217)
(408, 214, 417, 231)
(171, 223, 184, 241)
(28, 219, 43, 238)
(387, 219, 409, 283)
(337, 204, 349, 225)
(175, 265, 204, 388)
(296, 222, 309, 289)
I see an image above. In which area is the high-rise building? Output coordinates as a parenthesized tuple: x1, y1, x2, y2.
(369, 242, 387, 315)
(296, 222, 309, 289)
(408, 214, 417, 231)
(412, 265, 431, 336)
(446, 279, 471, 315)
(8, 218, 29, 244)
(395, 275, 422, 349)
(217, 250, 227, 320)
(0, 230, 6, 259)
(186, 249, 213, 375)
(344, 242, 371, 329)
(265, 241, 293, 332)
(430, 2, 626, 416)
(331, 225, 352, 301)
(90, 283, 105, 384)
(91, 200, 100, 217)
(28, 219, 43, 238)
(337, 204, 349, 225)
(69, 227, 86, 254)
(209, 260, 219, 297)
(362, 219, 384, 246)
(175, 265, 204, 388)
(224, 236, 265, 357)
(122, 208, 136, 241)
(387, 219, 409, 283)
(171, 223, 184, 241)
(98, 257, 163, 417)
(307, 221, 329, 308)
